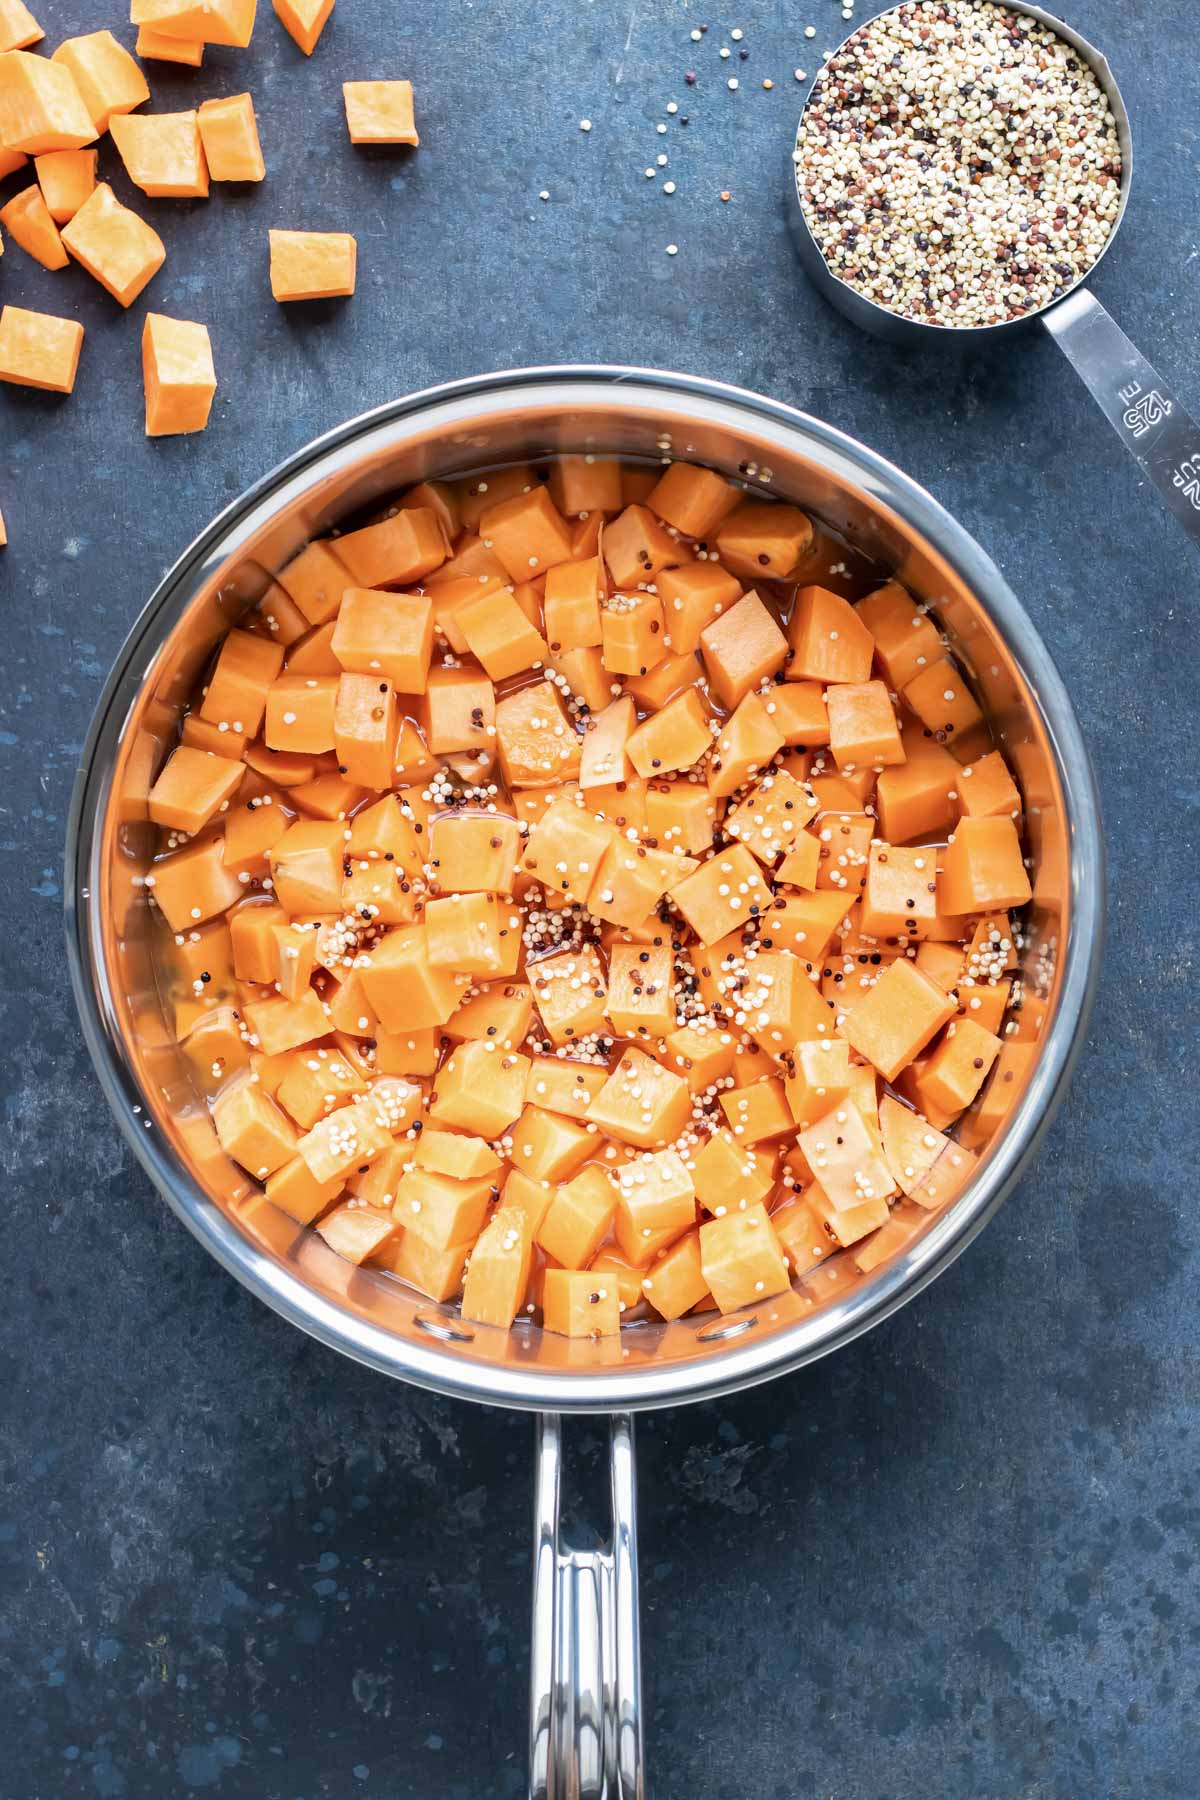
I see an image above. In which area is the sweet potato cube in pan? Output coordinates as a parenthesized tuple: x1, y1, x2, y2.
(725, 768, 818, 865)
(826, 680, 905, 772)
(772, 1196, 835, 1277)
(0, 184, 67, 268)
(806, 1181, 889, 1248)
(264, 673, 337, 754)
(374, 1231, 470, 1301)
(361, 925, 468, 1031)
(543, 556, 604, 651)
(343, 79, 418, 145)
(151, 834, 244, 930)
(276, 1044, 367, 1130)
(854, 580, 940, 689)
(213, 1077, 298, 1178)
(298, 1098, 394, 1186)
(266, 819, 343, 913)
(606, 943, 675, 1040)
(336, 508, 445, 589)
(602, 502, 682, 588)
(784, 1038, 852, 1129)
(699, 590, 788, 709)
(646, 461, 741, 540)
(461, 1207, 534, 1329)
(937, 815, 1031, 914)
(656, 1023, 736, 1094)
(669, 844, 772, 945)
(742, 950, 833, 1056)
(918, 1016, 1001, 1116)
(542, 1268, 621, 1338)
(524, 1057, 608, 1119)
(34, 147, 96, 223)
(243, 987, 329, 1058)
(0, 51, 95, 152)
(707, 691, 785, 800)
(430, 1039, 530, 1137)
(626, 688, 711, 779)
(841, 957, 957, 1082)
(787, 585, 874, 684)
(536, 1165, 617, 1271)
(332, 672, 396, 788)
(277, 539, 352, 628)
(62, 183, 165, 307)
(874, 726, 960, 843)
(271, 921, 317, 1000)
(699, 1203, 790, 1314)
(52, 32, 150, 130)
(645, 779, 717, 855)
(902, 656, 985, 748)
(430, 812, 520, 894)
(796, 1100, 896, 1213)
(142, 313, 216, 437)
(197, 93, 265, 181)
(265, 1155, 343, 1225)
(600, 591, 666, 677)
(456, 585, 549, 680)
(956, 748, 1022, 822)
(640, 1229, 710, 1321)
(715, 502, 813, 582)
(495, 680, 580, 787)
(479, 485, 573, 581)
(530, 943, 608, 1045)
(315, 1200, 399, 1265)
(587, 1048, 691, 1149)
(508, 1106, 594, 1183)
(859, 842, 940, 942)
(613, 1148, 695, 1262)
(269, 228, 356, 301)
(395, 1167, 494, 1251)
(0, 303, 82, 393)
(148, 744, 242, 833)
(813, 812, 873, 895)
(657, 561, 742, 656)
(333, 588, 434, 692)
(424, 892, 505, 976)
(0, 0, 42, 52)
(718, 1076, 794, 1144)
(588, 840, 692, 932)
(412, 1132, 500, 1183)
(546, 454, 622, 517)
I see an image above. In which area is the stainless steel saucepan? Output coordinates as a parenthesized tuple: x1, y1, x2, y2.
(788, 0, 1200, 550)
(66, 366, 1104, 1798)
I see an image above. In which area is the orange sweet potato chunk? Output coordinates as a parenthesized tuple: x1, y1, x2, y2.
(142, 312, 216, 436)
(0, 50, 95, 152)
(272, 0, 333, 55)
(109, 110, 209, 198)
(0, 303, 83, 393)
(0, 183, 67, 269)
(135, 25, 204, 63)
(34, 148, 96, 223)
(937, 815, 1031, 914)
(269, 228, 356, 300)
(130, 0, 257, 49)
(841, 957, 957, 1082)
(197, 93, 264, 181)
(61, 182, 165, 306)
(343, 79, 418, 145)
(0, 143, 27, 178)
(0, 1, 42, 52)
(787, 585, 874, 684)
(51, 30, 148, 132)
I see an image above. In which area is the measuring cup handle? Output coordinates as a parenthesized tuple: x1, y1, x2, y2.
(1042, 288, 1200, 549)
(529, 1413, 644, 1800)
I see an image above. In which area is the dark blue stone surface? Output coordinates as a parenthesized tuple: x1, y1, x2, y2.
(1, 1, 1197, 1794)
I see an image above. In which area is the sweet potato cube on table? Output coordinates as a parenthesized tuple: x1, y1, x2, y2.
(719, 1077, 794, 1144)
(62, 183, 164, 306)
(430, 812, 520, 894)
(135, 24, 204, 63)
(854, 581, 940, 689)
(461, 1207, 533, 1329)
(109, 110, 208, 198)
(430, 1039, 529, 1137)
(495, 681, 580, 787)
(956, 748, 1022, 822)
(543, 557, 603, 651)
(269, 229, 356, 301)
(509, 1106, 594, 1182)
(333, 588, 434, 692)
(480, 486, 573, 581)
(613, 1148, 695, 1263)
(587, 1049, 691, 1149)
(725, 769, 818, 865)
(645, 780, 717, 855)
(796, 1100, 896, 1213)
(34, 148, 96, 223)
(917, 1017, 1000, 1116)
(640, 1229, 709, 1320)
(130, 0, 256, 48)
(806, 1181, 889, 1249)
(0, 184, 67, 268)
(530, 943, 607, 1044)
(626, 688, 710, 778)
(656, 562, 741, 656)
(424, 892, 505, 976)
(343, 79, 418, 146)
(213, 1078, 297, 1177)
(315, 1200, 398, 1265)
(715, 502, 813, 582)
(265, 1155, 343, 1224)
(141, 312, 215, 437)
(699, 590, 788, 709)
(542, 1268, 621, 1338)
(52, 31, 148, 133)
(606, 943, 675, 1040)
(700, 1202, 789, 1313)
(0, 303, 82, 393)
(826, 680, 905, 771)
(198, 93, 265, 181)
(148, 743, 242, 832)
(937, 815, 1031, 914)
(841, 957, 957, 1082)
(524, 1057, 608, 1120)
(603, 503, 682, 588)
(669, 844, 772, 945)
(297, 1097, 393, 1185)
(272, 0, 333, 55)
(784, 1039, 851, 1129)
(0, 0, 41, 52)
(859, 842, 940, 941)
(787, 586, 874, 684)
(395, 1167, 494, 1250)
(707, 692, 784, 800)
(456, 586, 549, 680)
(600, 592, 666, 678)
(875, 727, 960, 843)
(534, 1165, 616, 1269)
(902, 657, 985, 749)
(646, 461, 740, 539)
(0, 52, 95, 152)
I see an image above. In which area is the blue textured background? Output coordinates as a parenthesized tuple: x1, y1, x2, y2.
(1, 2, 1198, 1795)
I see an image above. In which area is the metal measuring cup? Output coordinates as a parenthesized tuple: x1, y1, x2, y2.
(787, 0, 1200, 550)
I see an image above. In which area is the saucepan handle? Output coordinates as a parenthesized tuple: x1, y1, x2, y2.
(1042, 287, 1200, 549)
(529, 1413, 644, 1800)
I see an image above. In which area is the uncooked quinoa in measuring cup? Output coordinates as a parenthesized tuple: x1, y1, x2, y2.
(794, 0, 1122, 327)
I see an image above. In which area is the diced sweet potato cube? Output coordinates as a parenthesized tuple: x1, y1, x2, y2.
(757, 889, 853, 961)
(902, 656, 984, 748)
(291, 768, 365, 820)
(332, 587, 434, 692)
(411, 1132, 500, 1184)
(542, 1267, 621, 1337)
(392, 717, 437, 783)
(136, 25, 204, 63)
(213, 1076, 298, 1177)
(34, 147, 96, 223)
(330, 672, 395, 787)
(806, 1181, 889, 1248)
(456, 585, 548, 680)
(446, 978, 532, 1047)
(151, 832, 245, 929)
(783, 1038, 851, 1129)
(297, 1096, 393, 1185)
(181, 1003, 250, 1089)
(343, 79, 418, 145)
(725, 768, 817, 865)
(360, 924, 467, 1030)
(647, 461, 740, 538)
(600, 591, 666, 677)
(277, 540, 352, 628)
(547, 645, 611, 715)
(585, 1245, 641, 1313)
(374, 1230, 471, 1301)
(495, 680, 580, 787)
(644, 779, 718, 855)
(878, 1093, 950, 1199)
(266, 1154, 343, 1224)
(937, 814, 1031, 914)
(626, 687, 711, 778)
(854, 581, 941, 689)
(272, 0, 332, 54)
(546, 454, 622, 517)
(524, 1057, 608, 1119)
(859, 842, 940, 941)
(719, 1076, 794, 1143)
(529, 943, 607, 1044)
(265, 817, 342, 912)
(918, 1016, 1000, 1115)
(576, 696, 632, 791)
(460, 1207, 533, 1328)
(0, 303, 82, 393)
(61, 182, 164, 306)
(699, 589, 788, 709)
(271, 921, 317, 999)
(625, 649, 701, 712)
(612, 1147, 695, 1262)
(826, 680, 904, 771)
(243, 987, 329, 1056)
(269, 228, 356, 300)
(657, 1023, 736, 1094)
(430, 1039, 529, 1136)
(603, 502, 682, 588)
(424, 892, 505, 975)
(141, 312, 215, 436)
(509, 1105, 594, 1182)
(430, 812, 520, 895)
(708, 691, 784, 800)
(669, 844, 772, 945)
(197, 93, 265, 181)
(276, 1043, 367, 1129)
(841, 957, 957, 1081)
(814, 811, 873, 894)
(731, 1041, 779, 1087)
(338, 509, 445, 590)
(543, 556, 603, 651)
(787, 586, 874, 684)
(479, 485, 573, 581)
(796, 1100, 896, 1212)
(0, 183, 67, 268)
(715, 502, 813, 582)
(874, 724, 960, 843)
(589, 840, 692, 932)
(148, 743, 242, 832)
(765, 680, 827, 748)
(742, 950, 833, 1057)
(374, 1024, 439, 1077)
(130, 0, 256, 48)
(772, 1195, 834, 1275)
(0, 1, 41, 52)
(587, 1048, 691, 1149)
(606, 942, 674, 1040)
(532, 1164, 614, 1269)
(109, 109, 208, 198)
(638, 1228, 708, 1319)
(699, 1202, 789, 1313)
(264, 673, 337, 754)
(315, 1200, 399, 1264)
(657, 561, 742, 655)
(395, 1166, 494, 1250)
(956, 748, 1022, 821)
(229, 900, 288, 981)
(0, 50, 95, 152)
(0, 143, 27, 178)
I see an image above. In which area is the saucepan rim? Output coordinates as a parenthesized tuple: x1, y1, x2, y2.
(65, 363, 1104, 1413)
